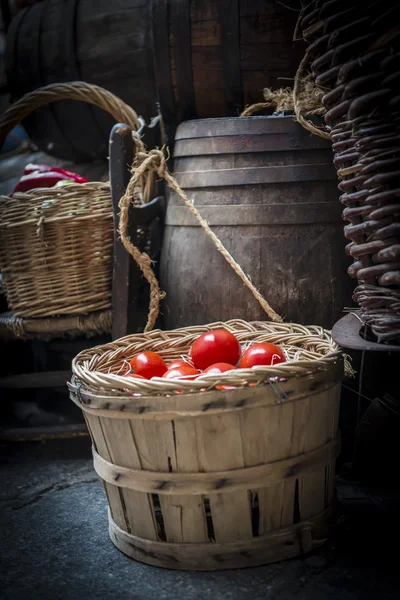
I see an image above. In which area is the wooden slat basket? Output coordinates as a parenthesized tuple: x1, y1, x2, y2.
(69, 319, 343, 570)
(0, 82, 142, 318)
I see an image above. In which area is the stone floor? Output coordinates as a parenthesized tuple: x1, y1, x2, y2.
(1, 438, 399, 600)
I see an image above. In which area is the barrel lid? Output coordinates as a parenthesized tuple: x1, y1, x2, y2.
(175, 115, 327, 141)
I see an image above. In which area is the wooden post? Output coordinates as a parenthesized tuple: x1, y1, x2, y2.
(109, 123, 165, 340)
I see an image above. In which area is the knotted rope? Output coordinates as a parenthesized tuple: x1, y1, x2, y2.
(119, 139, 282, 332)
(241, 63, 330, 140)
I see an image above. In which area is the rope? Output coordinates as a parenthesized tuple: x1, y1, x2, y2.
(240, 64, 330, 141)
(240, 87, 295, 116)
(120, 146, 282, 328)
(118, 135, 165, 333)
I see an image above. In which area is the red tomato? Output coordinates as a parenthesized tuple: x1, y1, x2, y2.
(129, 352, 167, 379)
(162, 365, 201, 380)
(191, 330, 240, 370)
(167, 359, 193, 370)
(240, 343, 286, 368)
(203, 362, 236, 375)
(124, 373, 146, 380)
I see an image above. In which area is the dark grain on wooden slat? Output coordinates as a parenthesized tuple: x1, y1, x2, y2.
(165, 203, 343, 227)
(173, 132, 331, 156)
(161, 116, 354, 330)
(174, 163, 337, 188)
(218, 0, 242, 116)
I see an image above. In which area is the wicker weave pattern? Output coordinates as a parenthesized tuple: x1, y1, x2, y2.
(297, 1, 400, 342)
(71, 320, 342, 396)
(0, 183, 113, 317)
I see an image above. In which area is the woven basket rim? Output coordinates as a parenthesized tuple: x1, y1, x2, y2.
(70, 319, 343, 398)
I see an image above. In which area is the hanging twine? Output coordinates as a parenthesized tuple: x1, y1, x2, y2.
(241, 87, 296, 116)
(241, 62, 330, 140)
(118, 134, 165, 333)
(119, 144, 282, 331)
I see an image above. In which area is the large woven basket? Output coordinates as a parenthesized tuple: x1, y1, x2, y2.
(69, 319, 344, 570)
(0, 82, 142, 318)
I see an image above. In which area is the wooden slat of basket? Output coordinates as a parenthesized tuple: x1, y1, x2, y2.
(108, 506, 333, 571)
(69, 367, 342, 420)
(195, 411, 253, 544)
(84, 414, 128, 532)
(272, 402, 297, 530)
(170, 419, 209, 542)
(299, 387, 331, 520)
(92, 436, 340, 495)
(129, 419, 207, 543)
(97, 417, 158, 541)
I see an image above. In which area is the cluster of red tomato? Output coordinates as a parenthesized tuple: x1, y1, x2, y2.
(126, 329, 286, 387)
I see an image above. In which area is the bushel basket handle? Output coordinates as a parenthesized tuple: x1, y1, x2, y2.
(0, 81, 143, 148)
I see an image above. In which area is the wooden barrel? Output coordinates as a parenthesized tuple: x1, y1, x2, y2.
(152, 0, 303, 140)
(5, 0, 157, 160)
(161, 116, 354, 330)
(5, 0, 303, 160)
(69, 320, 343, 570)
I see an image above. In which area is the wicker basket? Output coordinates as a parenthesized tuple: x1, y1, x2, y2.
(69, 319, 344, 570)
(0, 82, 142, 318)
(296, 3, 400, 343)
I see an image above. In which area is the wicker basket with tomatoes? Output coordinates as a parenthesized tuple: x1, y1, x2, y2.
(69, 319, 344, 570)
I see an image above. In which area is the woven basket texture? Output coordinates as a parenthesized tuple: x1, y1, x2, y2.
(0, 182, 113, 317)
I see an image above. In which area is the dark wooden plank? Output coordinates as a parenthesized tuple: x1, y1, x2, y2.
(109, 123, 135, 340)
(0, 424, 88, 441)
(218, 0, 242, 116)
(152, 0, 177, 145)
(169, 0, 196, 122)
(0, 370, 71, 389)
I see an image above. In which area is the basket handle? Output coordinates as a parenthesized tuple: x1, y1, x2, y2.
(0, 81, 144, 148)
